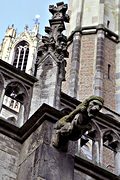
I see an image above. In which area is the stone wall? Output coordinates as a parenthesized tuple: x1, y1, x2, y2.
(17, 120, 75, 180)
(0, 133, 21, 179)
(103, 146, 115, 173)
(74, 169, 93, 180)
(17, 123, 47, 180)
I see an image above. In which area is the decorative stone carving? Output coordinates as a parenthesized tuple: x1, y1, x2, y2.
(38, 2, 69, 81)
(52, 96, 104, 151)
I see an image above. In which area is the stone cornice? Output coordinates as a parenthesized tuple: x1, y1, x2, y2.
(0, 103, 62, 143)
(67, 24, 119, 44)
(0, 59, 37, 85)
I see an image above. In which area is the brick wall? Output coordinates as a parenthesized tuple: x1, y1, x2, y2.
(103, 146, 115, 173)
(103, 38, 116, 110)
(78, 34, 96, 101)
(63, 34, 116, 110)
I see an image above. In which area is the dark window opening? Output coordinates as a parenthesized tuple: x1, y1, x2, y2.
(5, 83, 25, 104)
(108, 64, 111, 79)
(107, 20, 110, 28)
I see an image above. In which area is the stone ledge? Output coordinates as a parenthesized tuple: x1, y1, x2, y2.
(75, 155, 120, 180)
(0, 103, 62, 143)
(0, 59, 37, 85)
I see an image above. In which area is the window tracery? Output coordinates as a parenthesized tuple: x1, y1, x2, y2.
(13, 41, 29, 72)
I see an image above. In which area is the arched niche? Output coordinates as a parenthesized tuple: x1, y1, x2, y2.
(79, 120, 101, 162)
(1, 81, 29, 126)
(102, 129, 120, 173)
(103, 129, 119, 151)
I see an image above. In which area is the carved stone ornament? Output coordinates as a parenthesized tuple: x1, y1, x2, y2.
(38, 2, 69, 81)
(52, 96, 104, 151)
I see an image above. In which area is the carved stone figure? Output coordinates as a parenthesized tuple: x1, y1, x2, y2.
(52, 96, 104, 151)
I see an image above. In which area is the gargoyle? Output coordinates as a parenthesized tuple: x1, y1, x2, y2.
(52, 96, 104, 151)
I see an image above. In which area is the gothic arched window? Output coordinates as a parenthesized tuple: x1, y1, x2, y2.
(1, 81, 29, 126)
(13, 41, 29, 72)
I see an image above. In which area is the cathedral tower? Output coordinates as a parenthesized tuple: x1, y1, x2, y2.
(0, 23, 40, 76)
(63, 0, 120, 112)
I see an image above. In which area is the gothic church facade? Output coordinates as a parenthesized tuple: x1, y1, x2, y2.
(0, 1, 120, 180)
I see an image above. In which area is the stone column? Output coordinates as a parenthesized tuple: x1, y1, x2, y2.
(68, 32, 81, 98)
(99, 136, 103, 165)
(0, 87, 5, 112)
(115, 144, 120, 176)
(17, 105, 24, 127)
(92, 141, 100, 164)
(115, 42, 120, 113)
(99, 0, 105, 24)
(94, 28, 105, 97)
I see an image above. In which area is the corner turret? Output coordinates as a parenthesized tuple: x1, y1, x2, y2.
(5, 24, 16, 38)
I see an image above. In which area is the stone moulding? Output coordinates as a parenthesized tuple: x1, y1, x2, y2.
(0, 59, 37, 85)
(75, 155, 120, 180)
(67, 24, 119, 44)
(0, 103, 62, 143)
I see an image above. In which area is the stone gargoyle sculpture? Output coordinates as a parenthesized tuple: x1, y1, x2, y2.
(52, 96, 104, 151)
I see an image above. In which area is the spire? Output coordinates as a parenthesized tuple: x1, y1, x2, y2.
(24, 25, 29, 31)
(32, 24, 39, 36)
(32, 15, 40, 35)
(38, 2, 69, 80)
(34, 14, 40, 24)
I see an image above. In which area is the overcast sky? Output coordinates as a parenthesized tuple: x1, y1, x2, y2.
(0, 0, 68, 42)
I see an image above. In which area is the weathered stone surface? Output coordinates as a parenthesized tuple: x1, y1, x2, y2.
(18, 123, 44, 165)
(74, 169, 93, 180)
(17, 151, 35, 180)
(17, 120, 75, 180)
(0, 133, 21, 179)
(68, 32, 81, 98)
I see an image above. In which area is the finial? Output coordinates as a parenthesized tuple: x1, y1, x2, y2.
(32, 15, 40, 35)
(34, 14, 40, 24)
(39, 2, 69, 58)
(38, 2, 69, 81)
(24, 25, 29, 31)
